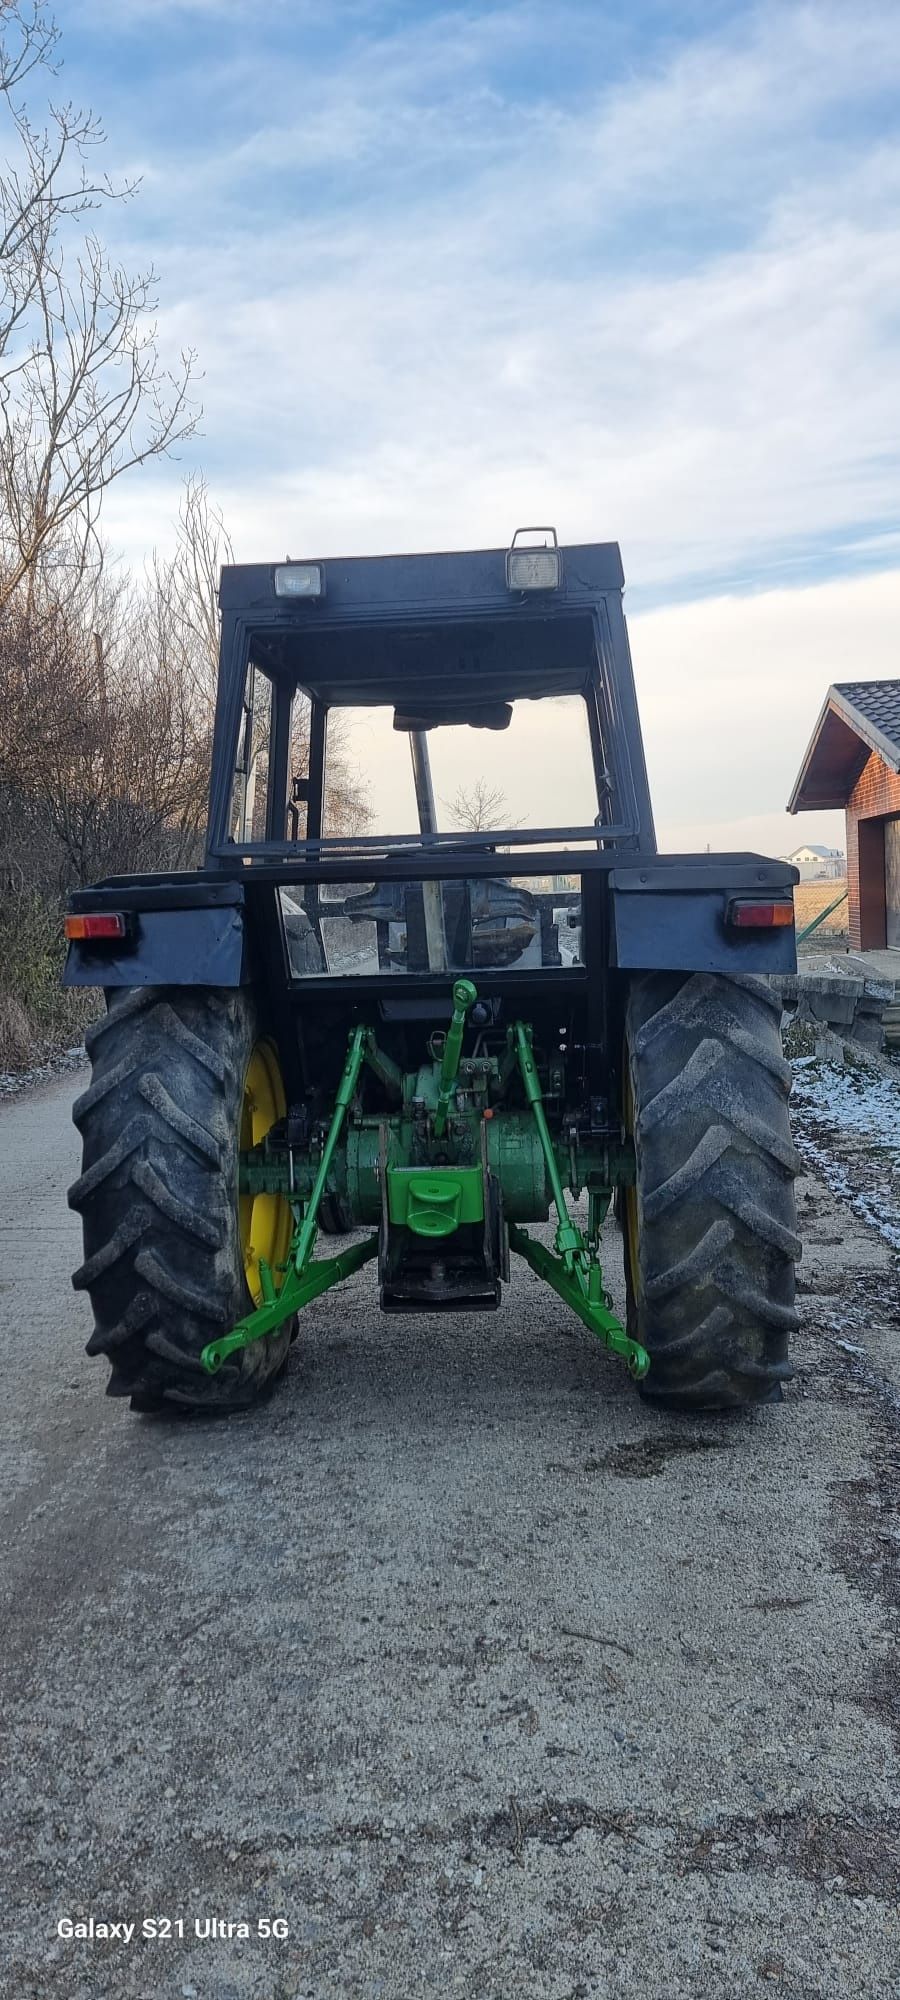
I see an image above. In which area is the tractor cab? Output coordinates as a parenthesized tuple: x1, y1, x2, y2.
(212, 529, 654, 989)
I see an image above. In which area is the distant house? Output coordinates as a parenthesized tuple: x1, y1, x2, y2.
(783, 842, 845, 882)
(788, 681, 900, 950)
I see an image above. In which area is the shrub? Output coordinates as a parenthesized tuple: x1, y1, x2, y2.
(0, 887, 98, 1070)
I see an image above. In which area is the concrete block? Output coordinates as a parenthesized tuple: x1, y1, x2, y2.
(850, 1011, 885, 1051)
(806, 988, 857, 1027)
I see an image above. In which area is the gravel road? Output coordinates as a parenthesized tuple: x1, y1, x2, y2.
(1, 1071, 899, 1999)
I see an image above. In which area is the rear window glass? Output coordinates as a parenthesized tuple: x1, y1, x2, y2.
(280, 877, 583, 978)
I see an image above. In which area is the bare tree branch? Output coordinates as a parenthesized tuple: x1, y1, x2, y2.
(0, 3, 199, 608)
(0, 0, 57, 97)
(445, 777, 522, 832)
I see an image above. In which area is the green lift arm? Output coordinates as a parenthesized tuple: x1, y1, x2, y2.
(507, 1022, 648, 1379)
(200, 984, 650, 1383)
(201, 1027, 378, 1375)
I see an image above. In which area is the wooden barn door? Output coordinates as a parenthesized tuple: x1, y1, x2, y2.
(884, 816, 900, 947)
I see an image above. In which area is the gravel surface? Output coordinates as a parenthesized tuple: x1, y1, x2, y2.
(1, 1072, 899, 1998)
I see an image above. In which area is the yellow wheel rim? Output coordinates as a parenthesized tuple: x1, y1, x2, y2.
(239, 1041, 293, 1305)
(623, 1056, 641, 1301)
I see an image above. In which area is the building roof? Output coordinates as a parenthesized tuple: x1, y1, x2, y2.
(788, 680, 900, 813)
(786, 843, 843, 859)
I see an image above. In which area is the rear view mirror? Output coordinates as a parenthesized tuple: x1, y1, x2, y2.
(392, 702, 513, 732)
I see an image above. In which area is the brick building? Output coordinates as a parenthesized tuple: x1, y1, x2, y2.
(788, 681, 900, 951)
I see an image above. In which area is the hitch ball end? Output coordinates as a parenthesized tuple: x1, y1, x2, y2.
(452, 978, 478, 1012)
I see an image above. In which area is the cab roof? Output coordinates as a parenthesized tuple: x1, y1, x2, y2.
(219, 541, 625, 711)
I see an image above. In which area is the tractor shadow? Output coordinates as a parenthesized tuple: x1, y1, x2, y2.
(262, 1224, 765, 1455)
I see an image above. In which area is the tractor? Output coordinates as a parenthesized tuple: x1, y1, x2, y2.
(64, 531, 800, 1415)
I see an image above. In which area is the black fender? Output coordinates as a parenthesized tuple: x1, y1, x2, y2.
(608, 860, 798, 975)
(63, 878, 250, 989)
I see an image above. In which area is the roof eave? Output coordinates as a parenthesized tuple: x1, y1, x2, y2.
(787, 689, 840, 813)
(788, 685, 900, 813)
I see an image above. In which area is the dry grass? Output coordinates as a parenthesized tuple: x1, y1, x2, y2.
(794, 877, 848, 936)
(0, 982, 99, 1072)
(0, 891, 101, 1072)
(0, 990, 33, 1068)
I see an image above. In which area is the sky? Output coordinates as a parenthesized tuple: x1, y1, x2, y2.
(56, 0, 900, 853)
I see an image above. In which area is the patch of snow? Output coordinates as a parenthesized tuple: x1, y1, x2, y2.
(791, 1053, 900, 1251)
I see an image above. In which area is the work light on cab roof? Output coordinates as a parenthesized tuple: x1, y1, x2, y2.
(274, 561, 325, 599)
(273, 530, 561, 608)
(505, 526, 561, 592)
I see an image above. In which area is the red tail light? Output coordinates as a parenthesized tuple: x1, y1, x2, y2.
(65, 912, 128, 941)
(726, 899, 793, 930)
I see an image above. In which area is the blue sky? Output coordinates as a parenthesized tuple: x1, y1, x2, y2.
(55, 0, 900, 849)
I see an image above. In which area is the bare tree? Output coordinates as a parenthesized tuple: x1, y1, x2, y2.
(0, 5, 205, 1058)
(0, 576, 209, 886)
(0, 2, 56, 108)
(170, 475, 228, 699)
(144, 477, 372, 846)
(0, 234, 197, 609)
(445, 777, 520, 832)
(0, 1, 197, 609)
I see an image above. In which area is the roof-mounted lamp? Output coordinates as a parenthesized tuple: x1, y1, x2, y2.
(506, 526, 560, 592)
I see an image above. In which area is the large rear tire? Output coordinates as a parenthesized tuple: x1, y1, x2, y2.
(69, 986, 294, 1413)
(624, 972, 800, 1409)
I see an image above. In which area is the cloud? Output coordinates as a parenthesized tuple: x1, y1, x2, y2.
(331, 562, 900, 856)
(78, 0, 260, 20)
(79, 0, 900, 616)
(306, 567, 897, 856)
(42, 1, 900, 872)
(630, 565, 900, 856)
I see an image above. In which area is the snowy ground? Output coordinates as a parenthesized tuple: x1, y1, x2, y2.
(790, 1033, 900, 1253)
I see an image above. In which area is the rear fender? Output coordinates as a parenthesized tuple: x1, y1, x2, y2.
(609, 862, 798, 975)
(62, 882, 249, 988)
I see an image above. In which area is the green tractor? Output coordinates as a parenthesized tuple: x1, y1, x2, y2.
(65, 532, 800, 1414)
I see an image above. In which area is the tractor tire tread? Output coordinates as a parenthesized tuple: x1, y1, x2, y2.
(70, 985, 291, 1412)
(626, 971, 799, 1409)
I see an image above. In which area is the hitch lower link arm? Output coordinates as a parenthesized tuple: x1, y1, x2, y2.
(508, 1022, 650, 1380)
(200, 1026, 377, 1375)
